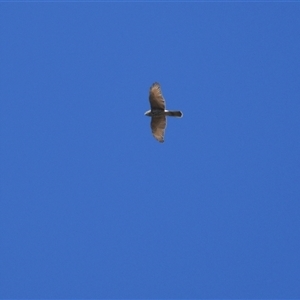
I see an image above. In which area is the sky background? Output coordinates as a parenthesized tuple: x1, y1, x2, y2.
(1, 2, 300, 299)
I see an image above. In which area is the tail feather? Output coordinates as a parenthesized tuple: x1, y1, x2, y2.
(165, 110, 183, 117)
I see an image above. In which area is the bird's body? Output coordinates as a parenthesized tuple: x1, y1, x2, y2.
(144, 82, 183, 142)
(144, 109, 182, 117)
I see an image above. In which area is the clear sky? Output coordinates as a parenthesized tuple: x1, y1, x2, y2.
(1, 2, 300, 299)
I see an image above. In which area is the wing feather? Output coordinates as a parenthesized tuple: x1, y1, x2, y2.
(149, 82, 165, 110)
(151, 116, 166, 143)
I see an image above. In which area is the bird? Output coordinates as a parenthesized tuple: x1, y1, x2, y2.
(144, 82, 183, 143)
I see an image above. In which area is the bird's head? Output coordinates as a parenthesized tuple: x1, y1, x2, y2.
(144, 110, 151, 116)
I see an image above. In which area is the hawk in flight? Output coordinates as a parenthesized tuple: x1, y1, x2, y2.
(145, 82, 183, 143)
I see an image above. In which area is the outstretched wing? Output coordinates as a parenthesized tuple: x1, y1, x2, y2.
(149, 82, 165, 110)
(151, 116, 166, 143)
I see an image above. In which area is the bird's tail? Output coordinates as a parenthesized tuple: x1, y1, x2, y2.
(165, 110, 183, 117)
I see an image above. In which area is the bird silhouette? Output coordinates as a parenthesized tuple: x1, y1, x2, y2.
(144, 82, 183, 142)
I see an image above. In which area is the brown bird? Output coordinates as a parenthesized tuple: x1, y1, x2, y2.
(144, 82, 183, 143)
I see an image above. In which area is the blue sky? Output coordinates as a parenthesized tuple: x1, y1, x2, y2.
(1, 2, 300, 299)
